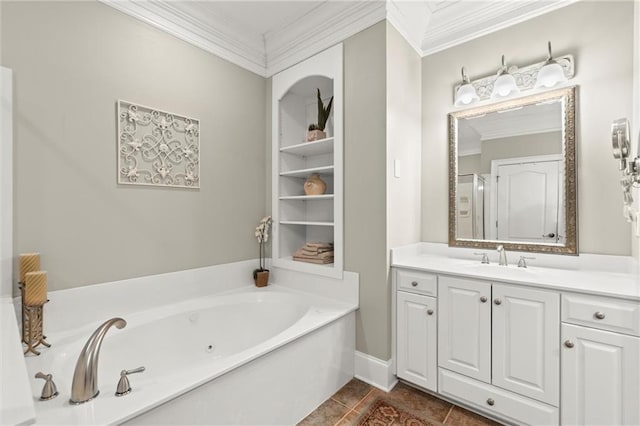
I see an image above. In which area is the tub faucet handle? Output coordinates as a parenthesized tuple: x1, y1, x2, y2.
(35, 372, 59, 401)
(115, 366, 145, 397)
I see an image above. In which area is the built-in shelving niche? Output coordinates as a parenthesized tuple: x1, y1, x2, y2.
(272, 45, 343, 278)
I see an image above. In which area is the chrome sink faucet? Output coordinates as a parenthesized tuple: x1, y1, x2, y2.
(497, 245, 508, 266)
(70, 317, 127, 404)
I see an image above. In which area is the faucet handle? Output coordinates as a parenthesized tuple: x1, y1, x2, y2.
(517, 256, 535, 268)
(115, 366, 145, 397)
(35, 372, 59, 401)
(473, 252, 490, 264)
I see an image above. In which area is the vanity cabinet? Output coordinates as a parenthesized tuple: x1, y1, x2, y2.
(438, 276, 560, 407)
(396, 291, 437, 391)
(393, 253, 640, 426)
(560, 293, 640, 425)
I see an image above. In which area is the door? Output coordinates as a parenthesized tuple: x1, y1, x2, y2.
(397, 291, 437, 391)
(561, 323, 640, 425)
(438, 276, 491, 383)
(492, 284, 559, 405)
(495, 157, 562, 244)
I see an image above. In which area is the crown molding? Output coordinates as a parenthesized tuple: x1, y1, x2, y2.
(264, 1, 386, 76)
(385, 0, 430, 56)
(100, 0, 267, 76)
(101, 0, 578, 77)
(421, 0, 578, 56)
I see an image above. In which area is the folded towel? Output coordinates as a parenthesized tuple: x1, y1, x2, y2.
(301, 247, 333, 255)
(304, 242, 333, 249)
(294, 249, 334, 260)
(293, 256, 334, 264)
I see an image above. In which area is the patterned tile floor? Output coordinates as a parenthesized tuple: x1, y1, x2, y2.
(298, 379, 503, 426)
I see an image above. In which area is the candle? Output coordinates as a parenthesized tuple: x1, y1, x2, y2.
(20, 253, 41, 283)
(24, 271, 48, 306)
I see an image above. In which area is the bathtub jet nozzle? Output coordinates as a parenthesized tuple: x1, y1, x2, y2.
(69, 317, 127, 404)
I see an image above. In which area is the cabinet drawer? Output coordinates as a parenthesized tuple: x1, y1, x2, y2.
(562, 293, 640, 336)
(396, 269, 437, 296)
(439, 368, 559, 426)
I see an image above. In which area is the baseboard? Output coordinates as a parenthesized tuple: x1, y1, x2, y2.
(354, 351, 398, 392)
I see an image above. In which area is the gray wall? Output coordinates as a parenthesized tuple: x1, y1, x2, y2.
(422, 1, 634, 255)
(387, 22, 422, 250)
(343, 22, 389, 360)
(479, 131, 562, 174)
(1, 1, 266, 292)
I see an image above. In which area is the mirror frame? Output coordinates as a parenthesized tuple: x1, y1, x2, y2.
(448, 85, 577, 254)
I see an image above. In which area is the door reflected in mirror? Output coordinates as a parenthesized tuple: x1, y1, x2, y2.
(449, 86, 577, 254)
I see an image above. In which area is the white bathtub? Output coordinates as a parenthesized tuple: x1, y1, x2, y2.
(21, 263, 358, 425)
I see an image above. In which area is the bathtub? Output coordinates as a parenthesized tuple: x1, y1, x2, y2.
(21, 263, 358, 425)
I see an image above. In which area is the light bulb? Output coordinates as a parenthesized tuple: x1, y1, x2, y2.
(534, 42, 568, 89)
(454, 66, 479, 106)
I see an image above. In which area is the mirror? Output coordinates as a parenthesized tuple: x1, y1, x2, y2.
(449, 86, 577, 254)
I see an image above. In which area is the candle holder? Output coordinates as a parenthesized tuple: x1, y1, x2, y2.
(19, 282, 51, 356)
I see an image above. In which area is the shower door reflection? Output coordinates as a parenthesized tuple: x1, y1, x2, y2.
(457, 174, 486, 240)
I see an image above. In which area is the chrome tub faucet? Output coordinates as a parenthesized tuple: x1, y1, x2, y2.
(497, 245, 508, 266)
(70, 317, 127, 404)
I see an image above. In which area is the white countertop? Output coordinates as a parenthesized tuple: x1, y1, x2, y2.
(392, 243, 640, 301)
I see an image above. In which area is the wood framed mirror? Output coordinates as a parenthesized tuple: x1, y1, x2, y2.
(448, 86, 577, 254)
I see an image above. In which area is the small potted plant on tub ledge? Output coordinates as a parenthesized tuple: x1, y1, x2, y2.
(307, 88, 334, 142)
(253, 215, 272, 287)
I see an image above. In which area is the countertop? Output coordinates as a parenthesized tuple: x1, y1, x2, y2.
(392, 243, 640, 301)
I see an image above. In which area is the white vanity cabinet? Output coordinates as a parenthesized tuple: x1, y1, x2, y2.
(560, 293, 640, 425)
(392, 248, 640, 426)
(395, 269, 438, 391)
(438, 276, 560, 405)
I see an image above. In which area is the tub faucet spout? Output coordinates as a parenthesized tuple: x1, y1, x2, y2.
(70, 317, 126, 404)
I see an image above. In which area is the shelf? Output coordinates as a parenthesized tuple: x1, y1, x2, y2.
(279, 195, 334, 200)
(279, 165, 334, 178)
(280, 137, 334, 157)
(280, 220, 334, 226)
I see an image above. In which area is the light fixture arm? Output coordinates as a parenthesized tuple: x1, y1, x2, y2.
(611, 118, 640, 222)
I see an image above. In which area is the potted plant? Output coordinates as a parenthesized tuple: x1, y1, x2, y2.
(307, 88, 334, 141)
(253, 215, 272, 287)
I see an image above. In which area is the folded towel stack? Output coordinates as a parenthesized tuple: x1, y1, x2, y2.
(293, 242, 334, 264)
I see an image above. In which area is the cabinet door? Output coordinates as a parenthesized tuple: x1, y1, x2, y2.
(561, 323, 640, 425)
(492, 284, 559, 406)
(438, 276, 491, 383)
(397, 291, 437, 391)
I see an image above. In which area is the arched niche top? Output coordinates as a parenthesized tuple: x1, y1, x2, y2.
(280, 75, 333, 101)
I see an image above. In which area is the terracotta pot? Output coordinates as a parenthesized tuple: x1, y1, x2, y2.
(307, 129, 326, 142)
(304, 174, 327, 196)
(254, 270, 269, 287)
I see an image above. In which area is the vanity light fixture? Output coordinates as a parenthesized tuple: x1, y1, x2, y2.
(452, 48, 574, 105)
(534, 42, 568, 89)
(454, 67, 479, 106)
(490, 55, 520, 99)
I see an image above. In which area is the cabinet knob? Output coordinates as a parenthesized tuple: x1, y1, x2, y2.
(594, 311, 606, 320)
(426, 309, 434, 316)
(486, 398, 495, 406)
(411, 281, 418, 287)
(564, 340, 575, 348)
(480, 296, 488, 303)
(494, 298, 502, 305)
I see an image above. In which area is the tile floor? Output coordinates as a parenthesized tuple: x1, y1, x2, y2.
(298, 379, 503, 426)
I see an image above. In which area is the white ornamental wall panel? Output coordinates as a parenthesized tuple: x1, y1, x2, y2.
(118, 100, 200, 188)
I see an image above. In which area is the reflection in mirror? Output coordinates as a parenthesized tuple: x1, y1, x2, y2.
(449, 86, 577, 254)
